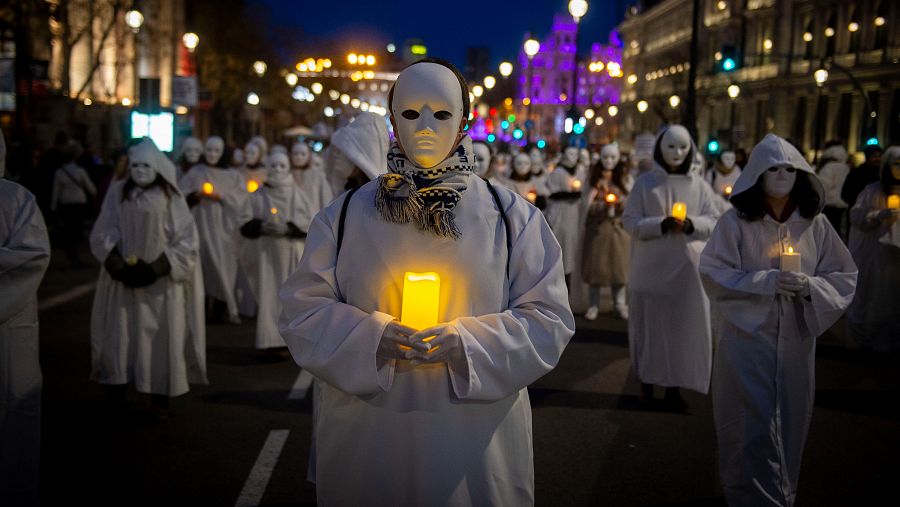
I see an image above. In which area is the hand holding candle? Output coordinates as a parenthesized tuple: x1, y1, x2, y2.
(888, 195, 900, 210)
(780, 246, 801, 272)
(526, 190, 537, 204)
(571, 179, 582, 192)
(246, 180, 260, 193)
(605, 193, 617, 217)
(672, 202, 687, 221)
(202, 182, 214, 195)
(724, 185, 733, 197)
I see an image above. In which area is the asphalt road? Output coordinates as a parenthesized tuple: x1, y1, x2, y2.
(36, 253, 900, 506)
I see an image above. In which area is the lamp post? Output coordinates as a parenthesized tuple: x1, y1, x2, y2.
(727, 84, 740, 149)
(524, 36, 540, 142)
(567, 0, 588, 130)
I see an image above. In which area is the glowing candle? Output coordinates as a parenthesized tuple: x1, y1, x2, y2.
(526, 190, 537, 204)
(888, 195, 900, 210)
(780, 246, 801, 272)
(202, 182, 214, 195)
(400, 272, 440, 331)
(270, 207, 279, 223)
(672, 202, 687, 221)
(571, 179, 582, 191)
(605, 193, 617, 217)
(724, 185, 733, 197)
(247, 180, 260, 193)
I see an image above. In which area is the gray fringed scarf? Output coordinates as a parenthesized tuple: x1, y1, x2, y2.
(375, 136, 476, 239)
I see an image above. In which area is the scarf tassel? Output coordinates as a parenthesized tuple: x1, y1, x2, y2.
(420, 208, 461, 239)
(375, 178, 425, 225)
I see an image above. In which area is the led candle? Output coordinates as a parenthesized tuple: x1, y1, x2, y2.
(526, 190, 537, 204)
(780, 246, 801, 272)
(400, 272, 440, 331)
(605, 193, 617, 217)
(724, 185, 733, 197)
(672, 202, 687, 221)
(571, 179, 582, 191)
(247, 180, 260, 193)
(202, 182, 214, 195)
(888, 195, 900, 210)
(270, 207, 279, 223)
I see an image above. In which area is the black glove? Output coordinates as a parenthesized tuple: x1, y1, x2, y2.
(661, 217, 683, 234)
(682, 217, 695, 235)
(104, 247, 128, 281)
(240, 219, 263, 239)
(149, 253, 171, 278)
(549, 191, 582, 201)
(286, 222, 308, 239)
(535, 195, 548, 210)
(186, 192, 201, 208)
(122, 260, 157, 288)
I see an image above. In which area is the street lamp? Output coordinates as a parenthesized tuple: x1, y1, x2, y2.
(253, 60, 267, 77)
(247, 92, 260, 105)
(727, 85, 740, 148)
(499, 61, 513, 78)
(607, 105, 618, 117)
(669, 94, 681, 108)
(472, 85, 484, 98)
(524, 38, 540, 58)
(285, 73, 298, 86)
(727, 84, 740, 99)
(568, 0, 588, 23)
(814, 68, 828, 86)
(523, 37, 540, 141)
(567, 0, 588, 126)
(637, 100, 649, 113)
(182, 32, 199, 53)
(125, 9, 144, 33)
(483, 75, 496, 90)
(311, 82, 323, 95)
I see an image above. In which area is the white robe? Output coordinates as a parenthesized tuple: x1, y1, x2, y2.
(279, 177, 574, 506)
(291, 165, 333, 215)
(241, 184, 312, 349)
(543, 162, 589, 274)
(90, 181, 207, 396)
(846, 183, 900, 351)
(179, 165, 251, 318)
(700, 209, 856, 506)
(623, 166, 719, 393)
(0, 181, 50, 504)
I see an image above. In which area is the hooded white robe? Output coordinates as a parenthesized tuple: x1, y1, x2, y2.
(91, 142, 207, 396)
(326, 112, 389, 197)
(179, 165, 251, 318)
(623, 162, 719, 393)
(0, 142, 50, 503)
(699, 134, 857, 506)
(279, 177, 574, 506)
(543, 161, 589, 274)
(291, 164, 333, 216)
(241, 183, 312, 349)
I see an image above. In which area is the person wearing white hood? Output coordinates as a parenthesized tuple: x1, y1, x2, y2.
(241, 140, 267, 190)
(239, 152, 312, 354)
(705, 150, 742, 198)
(290, 141, 333, 215)
(846, 146, 900, 352)
(0, 131, 50, 506)
(177, 136, 203, 180)
(817, 142, 851, 237)
(278, 58, 574, 506)
(324, 112, 390, 197)
(179, 136, 252, 323)
(622, 124, 719, 409)
(699, 134, 857, 506)
(544, 144, 588, 287)
(90, 138, 207, 420)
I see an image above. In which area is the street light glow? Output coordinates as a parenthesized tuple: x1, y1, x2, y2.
(524, 38, 540, 58)
(483, 75, 496, 89)
(247, 92, 260, 105)
(328, 89, 340, 100)
(350, 98, 360, 108)
(825, 27, 835, 37)
(716, 1, 727, 10)
(669, 94, 681, 108)
(347, 53, 358, 64)
(584, 108, 595, 119)
(340, 94, 350, 104)
(727, 84, 740, 99)
(803, 32, 813, 42)
(627, 74, 638, 84)
(568, 0, 588, 22)
(366, 55, 376, 66)
(324, 106, 334, 117)
(499, 61, 513, 77)
(637, 100, 649, 113)
(285, 73, 298, 86)
(848, 22, 859, 32)
(125, 10, 144, 31)
(595, 116, 604, 126)
(182, 32, 199, 52)
(874, 16, 886, 27)
(472, 85, 484, 98)
(814, 68, 828, 86)
(311, 82, 323, 94)
(387, 43, 396, 53)
(253, 61, 267, 77)
(607, 105, 618, 117)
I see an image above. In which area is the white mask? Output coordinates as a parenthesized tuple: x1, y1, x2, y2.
(390, 62, 465, 169)
(579, 149, 590, 166)
(529, 147, 543, 165)
(129, 160, 156, 187)
(244, 142, 261, 166)
(231, 148, 244, 166)
(266, 153, 292, 187)
(205, 136, 225, 166)
(291, 143, 311, 168)
(600, 144, 621, 171)
(250, 136, 268, 157)
(762, 165, 797, 199)
(563, 146, 579, 166)
(182, 137, 203, 164)
(473, 142, 491, 177)
(513, 153, 532, 176)
(659, 125, 692, 169)
(720, 151, 736, 170)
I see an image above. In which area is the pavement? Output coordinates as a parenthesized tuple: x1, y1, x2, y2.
(35, 249, 900, 506)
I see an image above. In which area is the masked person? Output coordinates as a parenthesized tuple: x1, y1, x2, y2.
(279, 58, 574, 506)
(177, 136, 203, 180)
(472, 140, 504, 186)
(582, 143, 631, 321)
(505, 152, 546, 210)
(0, 132, 50, 506)
(324, 112, 389, 196)
(699, 134, 857, 506)
(623, 125, 719, 410)
(817, 142, 851, 237)
(846, 146, 900, 352)
(241, 140, 267, 191)
(545, 144, 588, 287)
(239, 153, 312, 355)
(290, 141, 333, 215)
(179, 136, 251, 323)
(90, 138, 207, 420)
(706, 150, 742, 198)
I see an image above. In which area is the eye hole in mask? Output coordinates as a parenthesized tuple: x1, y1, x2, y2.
(401, 110, 420, 120)
(767, 166, 796, 173)
(434, 110, 452, 120)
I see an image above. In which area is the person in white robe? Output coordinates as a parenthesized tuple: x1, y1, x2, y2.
(176, 136, 203, 180)
(325, 112, 390, 196)
(240, 140, 267, 190)
(846, 146, 900, 352)
(623, 125, 719, 409)
(290, 141, 333, 215)
(279, 59, 574, 506)
(544, 145, 588, 286)
(90, 138, 207, 420)
(699, 133, 857, 506)
(0, 131, 50, 506)
(504, 153, 544, 209)
(240, 152, 312, 352)
(178, 136, 251, 323)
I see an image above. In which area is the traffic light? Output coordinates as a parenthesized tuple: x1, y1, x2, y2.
(719, 44, 738, 73)
(707, 138, 721, 154)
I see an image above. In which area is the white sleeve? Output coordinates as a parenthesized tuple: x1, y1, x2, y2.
(0, 188, 50, 322)
(623, 181, 664, 240)
(89, 183, 122, 262)
(164, 196, 199, 282)
(446, 203, 575, 401)
(800, 217, 858, 336)
(687, 181, 721, 240)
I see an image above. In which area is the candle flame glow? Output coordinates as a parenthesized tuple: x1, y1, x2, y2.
(247, 180, 260, 193)
(605, 193, 617, 203)
(787, 246, 794, 254)
(202, 182, 214, 194)
(270, 207, 278, 215)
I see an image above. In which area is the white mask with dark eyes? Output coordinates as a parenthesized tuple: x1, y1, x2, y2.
(659, 125, 692, 169)
(762, 165, 797, 199)
(291, 143, 311, 168)
(473, 142, 491, 177)
(390, 62, 466, 169)
(266, 153, 293, 187)
(130, 161, 156, 187)
(600, 144, 621, 170)
(244, 142, 261, 166)
(182, 137, 203, 164)
(513, 153, 532, 176)
(562, 146, 579, 166)
(720, 151, 736, 170)
(204, 136, 225, 166)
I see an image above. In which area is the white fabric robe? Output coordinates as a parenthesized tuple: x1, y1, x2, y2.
(700, 209, 856, 506)
(279, 177, 574, 506)
(90, 181, 207, 396)
(241, 184, 312, 349)
(0, 180, 50, 504)
(846, 182, 900, 351)
(179, 165, 251, 318)
(623, 165, 719, 393)
(291, 165, 333, 216)
(543, 162, 589, 274)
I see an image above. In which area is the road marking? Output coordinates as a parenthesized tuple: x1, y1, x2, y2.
(38, 282, 96, 312)
(235, 429, 290, 507)
(287, 370, 314, 400)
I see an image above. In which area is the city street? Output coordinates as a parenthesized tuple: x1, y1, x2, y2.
(37, 251, 900, 506)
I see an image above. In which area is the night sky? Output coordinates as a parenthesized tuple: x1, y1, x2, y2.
(249, 0, 627, 69)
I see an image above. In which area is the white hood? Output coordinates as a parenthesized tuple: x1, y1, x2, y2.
(330, 112, 389, 181)
(130, 138, 180, 191)
(732, 133, 824, 211)
(821, 144, 848, 165)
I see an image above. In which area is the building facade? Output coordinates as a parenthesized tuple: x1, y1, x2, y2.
(617, 0, 899, 160)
